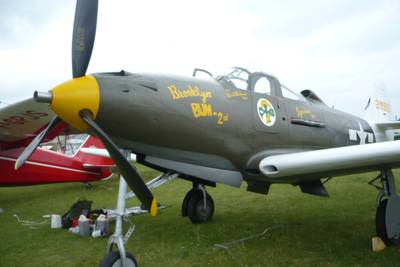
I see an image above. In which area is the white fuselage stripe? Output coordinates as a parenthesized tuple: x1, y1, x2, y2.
(0, 155, 100, 175)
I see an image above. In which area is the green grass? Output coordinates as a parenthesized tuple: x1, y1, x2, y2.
(1, 166, 399, 267)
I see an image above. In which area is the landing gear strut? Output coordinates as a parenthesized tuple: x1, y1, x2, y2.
(370, 168, 400, 246)
(100, 174, 137, 267)
(100, 152, 180, 267)
(182, 184, 214, 224)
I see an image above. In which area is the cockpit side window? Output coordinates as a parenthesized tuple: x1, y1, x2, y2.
(281, 85, 305, 101)
(254, 77, 271, 95)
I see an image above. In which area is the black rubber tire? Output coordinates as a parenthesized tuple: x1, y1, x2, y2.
(99, 251, 138, 267)
(376, 199, 400, 246)
(181, 188, 196, 217)
(187, 190, 214, 224)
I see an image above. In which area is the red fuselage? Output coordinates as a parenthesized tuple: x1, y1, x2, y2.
(0, 137, 113, 186)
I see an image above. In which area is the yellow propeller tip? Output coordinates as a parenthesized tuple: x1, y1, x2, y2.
(150, 198, 158, 217)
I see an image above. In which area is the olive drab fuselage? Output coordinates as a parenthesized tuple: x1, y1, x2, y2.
(91, 68, 374, 184)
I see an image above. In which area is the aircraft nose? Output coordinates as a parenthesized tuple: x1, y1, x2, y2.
(36, 75, 100, 131)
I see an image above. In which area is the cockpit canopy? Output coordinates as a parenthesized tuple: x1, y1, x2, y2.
(219, 67, 251, 91)
(216, 67, 306, 102)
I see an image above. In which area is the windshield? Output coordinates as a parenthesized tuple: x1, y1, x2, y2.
(219, 67, 251, 90)
(40, 134, 87, 155)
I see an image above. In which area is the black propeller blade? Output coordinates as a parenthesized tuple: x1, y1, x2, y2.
(80, 110, 157, 214)
(72, 0, 98, 78)
(15, 116, 62, 170)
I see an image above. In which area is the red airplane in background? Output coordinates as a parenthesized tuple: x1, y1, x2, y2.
(0, 98, 114, 186)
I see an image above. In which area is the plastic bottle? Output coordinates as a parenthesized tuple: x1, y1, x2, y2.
(78, 214, 91, 237)
(96, 214, 110, 236)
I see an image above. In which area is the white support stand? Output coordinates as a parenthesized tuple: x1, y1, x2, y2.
(105, 150, 134, 267)
(106, 175, 130, 267)
(107, 172, 178, 219)
(104, 150, 179, 267)
(125, 172, 179, 200)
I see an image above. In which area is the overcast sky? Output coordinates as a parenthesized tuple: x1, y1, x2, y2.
(1, 0, 399, 117)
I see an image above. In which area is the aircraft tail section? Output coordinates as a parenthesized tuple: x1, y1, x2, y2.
(364, 82, 400, 141)
(364, 82, 394, 122)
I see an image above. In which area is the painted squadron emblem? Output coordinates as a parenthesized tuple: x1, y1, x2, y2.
(257, 98, 276, 127)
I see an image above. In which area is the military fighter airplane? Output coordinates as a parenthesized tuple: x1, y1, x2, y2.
(15, 0, 400, 266)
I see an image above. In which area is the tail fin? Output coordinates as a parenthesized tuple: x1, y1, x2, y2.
(364, 82, 394, 122)
(364, 82, 400, 142)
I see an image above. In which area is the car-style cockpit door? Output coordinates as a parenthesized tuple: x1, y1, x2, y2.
(248, 72, 289, 135)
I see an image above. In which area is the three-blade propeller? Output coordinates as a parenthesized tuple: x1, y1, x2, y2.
(15, 0, 157, 214)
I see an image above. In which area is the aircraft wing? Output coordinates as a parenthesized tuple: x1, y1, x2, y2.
(0, 98, 55, 145)
(259, 141, 400, 183)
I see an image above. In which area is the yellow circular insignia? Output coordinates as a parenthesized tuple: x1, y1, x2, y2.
(257, 98, 276, 127)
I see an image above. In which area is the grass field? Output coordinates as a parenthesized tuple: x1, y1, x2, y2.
(1, 165, 399, 267)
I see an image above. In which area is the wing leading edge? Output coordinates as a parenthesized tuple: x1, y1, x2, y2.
(259, 141, 400, 183)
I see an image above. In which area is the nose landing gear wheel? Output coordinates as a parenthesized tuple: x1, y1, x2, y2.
(99, 251, 137, 267)
(187, 190, 214, 224)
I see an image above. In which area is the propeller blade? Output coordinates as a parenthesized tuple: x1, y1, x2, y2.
(72, 0, 98, 78)
(80, 110, 157, 216)
(15, 116, 62, 170)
